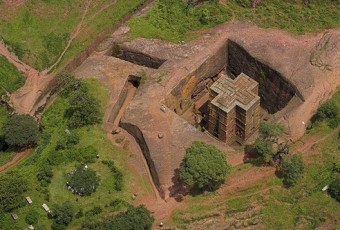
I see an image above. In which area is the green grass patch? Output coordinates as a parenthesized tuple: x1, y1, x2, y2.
(0, 55, 25, 95)
(0, 0, 145, 71)
(129, 0, 232, 42)
(0, 152, 14, 166)
(129, 0, 340, 42)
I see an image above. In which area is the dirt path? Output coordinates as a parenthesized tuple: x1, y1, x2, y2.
(0, 149, 31, 172)
(0, 40, 31, 74)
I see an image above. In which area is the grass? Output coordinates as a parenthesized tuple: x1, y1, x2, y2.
(0, 78, 152, 229)
(0, 0, 145, 71)
(129, 0, 232, 42)
(0, 55, 25, 96)
(129, 0, 340, 42)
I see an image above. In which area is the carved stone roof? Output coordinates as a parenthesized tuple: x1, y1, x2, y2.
(210, 73, 260, 112)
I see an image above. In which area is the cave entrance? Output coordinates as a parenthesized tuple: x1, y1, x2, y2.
(108, 75, 140, 125)
(112, 44, 166, 69)
(127, 75, 141, 88)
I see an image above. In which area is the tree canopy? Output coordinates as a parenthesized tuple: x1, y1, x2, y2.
(259, 121, 285, 140)
(67, 165, 99, 196)
(179, 141, 231, 191)
(254, 122, 287, 163)
(0, 171, 27, 212)
(66, 84, 102, 129)
(3, 114, 39, 148)
(51, 201, 74, 230)
(280, 154, 305, 187)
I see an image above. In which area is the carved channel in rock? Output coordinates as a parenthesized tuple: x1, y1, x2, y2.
(119, 122, 165, 199)
(109, 75, 140, 125)
(112, 44, 166, 69)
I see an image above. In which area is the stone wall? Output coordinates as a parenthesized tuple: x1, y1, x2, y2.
(112, 45, 166, 69)
(227, 40, 299, 114)
(165, 43, 227, 114)
(119, 122, 165, 199)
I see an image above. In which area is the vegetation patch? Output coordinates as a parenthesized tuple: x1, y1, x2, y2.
(129, 0, 232, 42)
(3, 114, 39, 149)
(0, 0, 145, 71)
(179, 141, 231, 191)
(66, 165, 100, 196)
(81, 205, 154, 230)
(311, 90, 340, 129)
(0, 55, 25, 96)
(102, 160, 123, 192)
(130, 0, 340, 42)
(0, 171, 27, 212)
(0, 78, 152, 229)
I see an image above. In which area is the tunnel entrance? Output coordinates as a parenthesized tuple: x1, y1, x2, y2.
(112, 44, 166, 69)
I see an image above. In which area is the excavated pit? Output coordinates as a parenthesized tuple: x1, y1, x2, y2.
(112, 44, 166, 69)
(227, 40, 300, 114)
(165, 39, 301, 117)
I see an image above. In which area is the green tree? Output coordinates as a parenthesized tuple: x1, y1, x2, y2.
(68, 165, 99, 196)
(37, 165, 54, 187)
(254, 137, 274, 163)
(3, 114, 39, 148)
(259, 121, 285, 140)
(254, 122, 286, 163)
(0, 171, 27, 212)
(179, 141, 231, 190)
(328, 177, 340, 202)
(67, 87, 102, 129)
(280, 154, 305, 187)
(316, 100, 339, 120)
(51, 201, 74, 230)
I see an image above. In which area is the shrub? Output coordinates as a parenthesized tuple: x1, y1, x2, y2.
(102, 160, 123, 191)
(51, 201, 74, 230)
(25, 210, 39, 225)
(328, 177, 340, 202)
(81, 205, 154, 230)
(37, 165, 54, 187)
(85, 206, 102, 217)
(0, 171, 27, 212)
(316, 100, 339, 120)
(280, 154, 305, 187)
